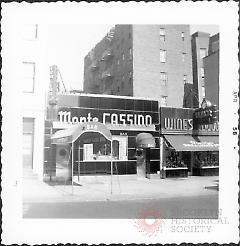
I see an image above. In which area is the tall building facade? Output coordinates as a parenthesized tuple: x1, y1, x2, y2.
(191, 31, 219, 107)
(203, 33, 219, 107)
(191, 31, 211, 107)
(84, 25, 193, 108)
(21, 24, 48, 179)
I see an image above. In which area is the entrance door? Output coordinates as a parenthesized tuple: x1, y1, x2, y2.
(182, 151, 192, 175)
(22, 118, 34, 176)
(22, 133, 33, 175)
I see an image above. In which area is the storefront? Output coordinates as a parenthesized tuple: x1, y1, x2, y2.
(44, 93, 160, 180)
(160, 107, 219, 178)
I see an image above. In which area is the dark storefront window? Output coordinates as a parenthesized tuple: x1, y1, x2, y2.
(194, 151, 219, 168)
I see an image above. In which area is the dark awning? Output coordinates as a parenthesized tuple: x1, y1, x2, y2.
(51, 122, 112, 145)
(136, 133, 156, 148)
(164, 135, 219, 151)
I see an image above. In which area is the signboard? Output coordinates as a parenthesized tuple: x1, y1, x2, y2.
(160, 107, 194, 134)
(58, 109, 153, 126)
(193, 105, 218, 125)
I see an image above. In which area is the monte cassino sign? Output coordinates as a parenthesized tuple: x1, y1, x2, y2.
(58, 108, 154, 126)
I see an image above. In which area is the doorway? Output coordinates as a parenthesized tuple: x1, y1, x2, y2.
(22, 118, 34, 176)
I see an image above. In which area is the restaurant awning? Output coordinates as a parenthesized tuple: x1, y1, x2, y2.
(136, 133, 156, 148)
(164, 135, 219, 151)
(51, 122, 112, 145)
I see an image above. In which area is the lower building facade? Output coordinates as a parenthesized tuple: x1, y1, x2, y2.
(44, 93, 160, 180)
(42, 93, 219, 181)
(160, 106, 219, 178)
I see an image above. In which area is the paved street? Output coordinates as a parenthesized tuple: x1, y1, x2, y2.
(23, 194, 218, 219)
(23, 176, 218, 219)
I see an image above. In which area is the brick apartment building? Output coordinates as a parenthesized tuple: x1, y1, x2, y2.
(84, 25, 193, 108)
(191, 32, 219, 107)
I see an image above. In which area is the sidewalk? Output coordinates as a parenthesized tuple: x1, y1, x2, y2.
(22, 175, 219, 203)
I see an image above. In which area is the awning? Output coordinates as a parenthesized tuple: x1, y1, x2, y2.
(164, 135, 219, 151)
(136, 133, 156, 148)
(51, 122, 112, 145)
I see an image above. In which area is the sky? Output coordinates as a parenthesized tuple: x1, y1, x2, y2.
(47, 25, 219, 91)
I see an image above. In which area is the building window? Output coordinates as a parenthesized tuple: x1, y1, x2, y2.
(202, 86, 205, 98)
(112, 136, 128, 160)
(182, 52, 186, 62)
(160, 72, 168, 86)
(181, 32, 185, 41)
(183, 75, 187, 84)
(129, 77, 132, 85)
(159, 28, 166, 42)
(200, 67, 205, 79)
(22, 24, 38, 40)
(199, 48, 207, 59)
(160, 50, 166, 63)
(161, 96, 167, 106)
(129, 48, 132, 60)
(22, 62, 35, 93)
(23, 118, 35, 170)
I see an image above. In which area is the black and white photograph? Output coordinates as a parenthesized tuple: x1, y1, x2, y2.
(1, 2, 239, 244)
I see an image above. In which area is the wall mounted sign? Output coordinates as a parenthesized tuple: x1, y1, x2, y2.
(193, 99, 218, 126)
(160, 107, 194, 134)
(58, 109, 154, 127)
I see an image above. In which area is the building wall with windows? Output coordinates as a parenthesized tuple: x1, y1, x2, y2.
(84, 25, 193, 108)
(21, 24, 48, 179)
(191, 32, 210, 107)
(132, 25, 193, 107)
(203, 33, 219, 107)
(84, 25, 133, 96)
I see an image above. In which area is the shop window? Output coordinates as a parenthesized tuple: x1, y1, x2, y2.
(22, 62, 35, 93)
(112, 136, 128, 160)
(194, 152, 219, 168)
(83, 137, 112, 161)
(165, 151, 187, 168)
(160, 50, 166, 63)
